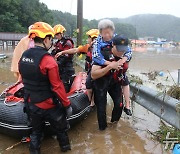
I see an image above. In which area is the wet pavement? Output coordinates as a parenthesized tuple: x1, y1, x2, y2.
(0, 47, 178, 154)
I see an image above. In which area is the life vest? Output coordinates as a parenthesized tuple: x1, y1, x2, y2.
(102, 57, 129, 79)
(54, 37, 74, 55)
(98, 44, 114, 76)
(100, 44, 114, 61)
(19, 46, 54, 104)
(112, 57, 129, 82)
(85, 46, 93, 71)
(100, 44, 129, 79)
(54, 37, 74, 68)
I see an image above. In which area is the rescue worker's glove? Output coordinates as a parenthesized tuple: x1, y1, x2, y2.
(66, 105, 73, 118)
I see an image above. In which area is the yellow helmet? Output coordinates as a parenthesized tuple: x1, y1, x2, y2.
(86, 29, 99, 38)
(53, 24, 66, 35)
(29, 22, 54, 39)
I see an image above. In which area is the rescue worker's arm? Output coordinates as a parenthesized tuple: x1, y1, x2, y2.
(40, 55, 71, 107)
(55, 48, 78, 59)
(104, 60, 112, 65)
(118, 57, 128, 66)
(48, 66, 71, 107)
(55, 44, 90, 59)
(91, 61, 120, 80)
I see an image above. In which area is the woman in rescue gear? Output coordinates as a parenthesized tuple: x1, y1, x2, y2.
(52, 24, 75, 93)
(19, 22, 72, 153)
(92, 19, 132, 115)
(55, 29, 99, 110)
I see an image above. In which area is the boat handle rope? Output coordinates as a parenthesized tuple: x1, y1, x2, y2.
(0, 81, 21, 98)
(4, 98, 23, 107)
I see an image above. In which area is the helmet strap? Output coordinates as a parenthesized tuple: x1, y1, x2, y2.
(43, 40, 53, 51)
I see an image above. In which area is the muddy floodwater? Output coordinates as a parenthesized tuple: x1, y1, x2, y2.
(1, 47, 179, 154)
(130, 46, 180, 71)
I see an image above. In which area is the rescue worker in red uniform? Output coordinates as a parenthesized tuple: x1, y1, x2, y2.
(52, 24, 75, 92)
(91, 35, 130, 130)
(19, 22, 72, 153)
(55, 29, 99, 109)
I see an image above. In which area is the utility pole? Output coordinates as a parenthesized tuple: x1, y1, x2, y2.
(77, 0, 83, 46)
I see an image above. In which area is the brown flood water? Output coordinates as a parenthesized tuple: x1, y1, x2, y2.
(130, 46, 180, 71)
(0, 48, 175, 154)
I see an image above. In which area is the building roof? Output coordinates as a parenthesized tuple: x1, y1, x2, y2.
(131, 40, 147, 44)
(0, 32, 27, 41)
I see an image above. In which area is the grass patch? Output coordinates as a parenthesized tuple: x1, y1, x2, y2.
(141, 71, 159, 80)
(148, 122, 180, 150)
(167, 85, 180, 100)
(129, 74, 143, 84)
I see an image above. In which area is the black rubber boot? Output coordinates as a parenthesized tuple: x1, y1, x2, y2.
(99, 122, 107, 131)
(29, 148, 40, 154)
(57, 132, 71, 152)
(29, 133, 42, 154)
(61, 145, 71, 152)
(99, 125, 107, 131)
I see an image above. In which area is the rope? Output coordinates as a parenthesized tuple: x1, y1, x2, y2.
(0, 81, 23, 106)
(4, 98, 23, 107)
(0, 81, 21, 98)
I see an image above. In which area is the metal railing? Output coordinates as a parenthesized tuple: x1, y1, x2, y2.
(130, 83, 180, 129)
(75, 60, 180, 129)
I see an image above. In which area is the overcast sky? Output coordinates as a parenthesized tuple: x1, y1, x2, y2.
(40, 0, 180, 20)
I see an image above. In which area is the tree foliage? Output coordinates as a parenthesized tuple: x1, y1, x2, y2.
(0, 0, 138, 39)
(1, 1, 180, 41)
(0, 0, 53, 33)
(114, 23, 138, 39)
(112, 14, 180, 41)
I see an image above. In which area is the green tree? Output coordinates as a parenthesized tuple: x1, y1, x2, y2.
(0, 0, 54, 33)
(114, 23, 138, 39)
(51, 10, 76, 37)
